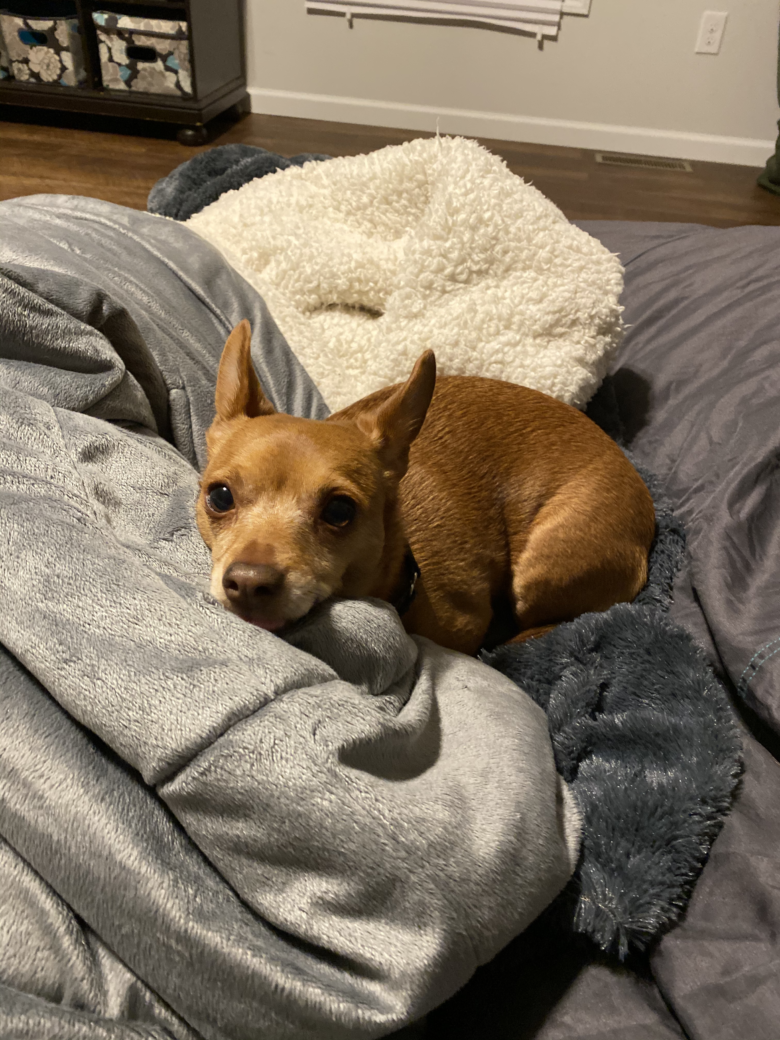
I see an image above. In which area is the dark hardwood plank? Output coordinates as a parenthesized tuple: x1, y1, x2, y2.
(1, 107, 779, 226)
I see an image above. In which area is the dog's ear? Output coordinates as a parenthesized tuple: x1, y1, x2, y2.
(357, 351, 436, 476)
(214, 320, 276, 422)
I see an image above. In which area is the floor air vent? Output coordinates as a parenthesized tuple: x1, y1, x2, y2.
(595, 152, 693, 172)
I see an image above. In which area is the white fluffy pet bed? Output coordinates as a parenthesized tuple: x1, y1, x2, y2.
(186, 136, 624, 412)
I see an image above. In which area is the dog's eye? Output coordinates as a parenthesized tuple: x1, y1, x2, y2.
(321, 495, 357, 528)
(206, 484, 234, 513)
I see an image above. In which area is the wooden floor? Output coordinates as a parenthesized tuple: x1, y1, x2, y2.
(1, 105, 779, 226)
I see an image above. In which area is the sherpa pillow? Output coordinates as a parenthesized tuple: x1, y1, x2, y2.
(185, 136, 625, 411)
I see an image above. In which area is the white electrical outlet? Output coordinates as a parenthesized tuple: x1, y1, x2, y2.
(695, 11, 728, 54)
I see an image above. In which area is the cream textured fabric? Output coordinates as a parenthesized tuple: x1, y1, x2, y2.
(186, 135, 625, 411)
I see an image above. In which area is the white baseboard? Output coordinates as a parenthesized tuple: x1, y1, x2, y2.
(248, 86, 774, 167)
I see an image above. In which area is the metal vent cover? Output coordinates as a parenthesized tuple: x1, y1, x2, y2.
(595, 152, 693, 173)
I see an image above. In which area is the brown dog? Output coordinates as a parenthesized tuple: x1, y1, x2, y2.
(197, 320, 655, 655)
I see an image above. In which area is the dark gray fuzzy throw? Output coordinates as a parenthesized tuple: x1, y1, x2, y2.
(147, 143, 331, 221)
(484, 460, 742, 959)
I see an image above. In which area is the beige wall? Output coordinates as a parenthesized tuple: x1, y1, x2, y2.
(245, 0, 780, 164)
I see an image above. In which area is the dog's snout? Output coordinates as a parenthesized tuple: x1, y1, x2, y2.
(223, 562, 285, 604)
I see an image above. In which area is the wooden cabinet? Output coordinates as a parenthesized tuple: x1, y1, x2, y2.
(0, 0, 247, 143)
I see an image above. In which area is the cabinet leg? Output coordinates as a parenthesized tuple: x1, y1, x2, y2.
(177, 125, 209, 147)
(224, 95, 251, 121)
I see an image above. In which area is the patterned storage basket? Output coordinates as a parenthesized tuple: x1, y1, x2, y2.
(92, 12, 191, 97)
(0, 12, 86, 86)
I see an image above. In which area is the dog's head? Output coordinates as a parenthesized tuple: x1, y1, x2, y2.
(197, 320, 436, 631)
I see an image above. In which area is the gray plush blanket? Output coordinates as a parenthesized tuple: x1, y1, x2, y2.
(0, 196, 581, 1040)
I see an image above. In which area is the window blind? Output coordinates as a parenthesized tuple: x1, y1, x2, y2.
(306, 0, 565, 38)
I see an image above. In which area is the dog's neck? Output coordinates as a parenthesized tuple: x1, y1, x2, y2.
(368, 494, 419, 614)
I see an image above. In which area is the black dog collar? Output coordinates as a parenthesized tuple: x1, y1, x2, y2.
(391, 548, 420, 617)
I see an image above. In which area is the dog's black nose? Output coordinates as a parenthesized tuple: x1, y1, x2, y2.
(222, 562, 285, 606)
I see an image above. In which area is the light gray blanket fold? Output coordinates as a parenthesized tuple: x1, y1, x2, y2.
(0, 196, 580, 1039)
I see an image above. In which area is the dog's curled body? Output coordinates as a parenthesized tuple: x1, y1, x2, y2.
(336, 376, 655, 654)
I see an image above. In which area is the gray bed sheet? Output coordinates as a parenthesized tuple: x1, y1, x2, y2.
(427, 220, 780, 1040)
(2, 197, 778, 1040)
